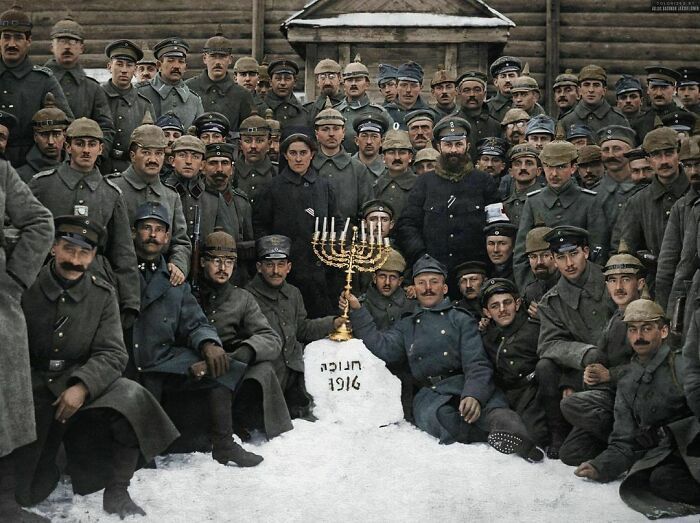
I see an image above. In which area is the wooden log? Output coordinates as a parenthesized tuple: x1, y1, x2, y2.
(545, 0, 560, 116)
(285, 26, 511, 44)
(560, 42, 700, 59)
(252, 0, 266, 61)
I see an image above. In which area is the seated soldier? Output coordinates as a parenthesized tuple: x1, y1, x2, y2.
(343, 254, 543, 462)
(536, 226, 613, 459)
(480, 278, 547, 447)
(14, 216, 179, 519)
(452, 261, 487, 320)
(520, 225, 559, 320)
(196, 230, 290, 440)
(575, 299, 700, 515)
(246, 235, 343, 419)
(125, 202, 263, 467)
(559, 246, 645, 466)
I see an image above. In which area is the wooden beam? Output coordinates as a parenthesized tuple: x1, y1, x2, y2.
(545, 0, 560, 115)
(444, 44, 458, 76)
(252, 0, 265, 61)
(304, 43, 318, 102)
(286, 27, 511, 44)
(338, 44, 351, 69)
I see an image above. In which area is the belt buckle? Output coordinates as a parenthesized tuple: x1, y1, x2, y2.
(112, 149, 125, 160)
(73, 205, 89, 217)
(49, 360, 65, 371)
(427, 375, 442, 386)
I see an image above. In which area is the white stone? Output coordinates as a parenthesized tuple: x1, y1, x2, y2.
(304, 338, 404, 428)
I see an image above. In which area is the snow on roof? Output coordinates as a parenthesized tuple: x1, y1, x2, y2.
(286, 12, 514, 28)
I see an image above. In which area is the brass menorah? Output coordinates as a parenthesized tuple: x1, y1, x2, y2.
(312, 216, 390, 341)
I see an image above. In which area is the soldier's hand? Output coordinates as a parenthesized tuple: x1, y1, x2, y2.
(53, 382, 89, 423)
(561, 387, 575, 399)
(459, 396, 481, 424)
(202, 342, 229, 378)
(584, 363, 611, 386)
(478, 317, 490, 332)
(333, 316, 348, 329)
(404, 285, 416, 299)
(527, 301, 538, 319)
(339, 291, 361, 311)
(167, 263, 186, 286)
(574, 462, 600, 481)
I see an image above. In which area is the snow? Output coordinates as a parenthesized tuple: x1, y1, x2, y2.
(285, 13, 514, 28)
(29, 339, 695, 522)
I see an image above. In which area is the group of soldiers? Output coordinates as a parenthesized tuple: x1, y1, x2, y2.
(1, 3, 700, 521)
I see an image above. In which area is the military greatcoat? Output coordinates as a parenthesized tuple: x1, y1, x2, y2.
(185, 72, 253, 132)
(138, 73, 204, 128)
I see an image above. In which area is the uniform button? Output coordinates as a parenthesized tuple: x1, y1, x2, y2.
(137, 367, 142, 371)
(449, 214, 453, 219)
(449, 253, 453, 257)
(592, 311, 596, 315)
(118, 116, 123, 120)
(440, 329, 446, 334)
(431, 385, 436, 390)
(134, 344, 139, 348)
(391, 184, 396, 189)
(443, 351, 448, 356)
(48, 378, 54, 383)
(418, 356, 422, 360)
(449, 234, 454, 238)
(251, 173, 255, 177)
(251, 186, 255, 190)
(60, 297, 65, 302)
(58, 332, 63, 338)
(163, 317, 168, 322)
(510, 361, 514, 365)
(556, 202, 561, 207)
(210, 319, 215, 323)
(54, 348, 59, 352)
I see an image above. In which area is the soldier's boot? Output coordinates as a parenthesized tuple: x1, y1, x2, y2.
(487, 432, 544, 463)
(103, 445, 146, 519)
(535, 358, 571, 459)
(0, 455, 49, 522)
(209, 387, 263, 467)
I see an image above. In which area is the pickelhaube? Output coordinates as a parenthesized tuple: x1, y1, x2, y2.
(32, 93, 69, 132)
(130, 124, 167, 149)
(239, 113, 270, 136)
(203, 26, 232, 55)
(604, 240, 644, 276)
(66, 117, 103, 141)
(343, 54, 369, 79)
(265, 109, 281, 137)
(508, 143, 540, 161)
(379, 248, 406, 274)
(510, 76, 539, 93)
(501, 108, 530, 126)
(0, 4, 32, 34)
(430, 68, 456, 87)
(50, 16, 84, 41)
(577, 144, 602, 165)
(314, 99, 345, 126)
(553, 69, 578, 89)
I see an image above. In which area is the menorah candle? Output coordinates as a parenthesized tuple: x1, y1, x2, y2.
(315, 216, 319, 233)
(361, 221, 366, 242)
(330, 217, 335, 240)
(384, 237, 390, 247)
(377, 221, 382, 245)
(369, 221, 374, 244)
(341, 217, 350, 241)
(322, 216, 327, 241)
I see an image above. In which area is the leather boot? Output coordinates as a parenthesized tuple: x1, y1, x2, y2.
(0, 455, 49, 522)
(209, 387, 263, 467)
(102, 446, 145, 519)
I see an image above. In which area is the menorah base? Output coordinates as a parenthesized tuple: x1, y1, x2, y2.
(327, 319, 353, 342)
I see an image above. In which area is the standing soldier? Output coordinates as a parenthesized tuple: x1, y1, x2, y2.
(430, 68, 458, 119)
(352, 113, 389, 178)
(677, 67, 700, 116)
(186, 29, 253, 133)
(634, 66, 692, 142)
(16, 94, 69, 183)
(264, 59, 306, 130)
(45, 17, 114, 165)
(0, 152, 54, 523)
(413, 147, 439, 176)
(236, 113, 276, 209)
(377, 64, 398, 105)
(304, 58, 343, 126)
(138, 37, 203, 128)
(454, 71, 502, 161)
(234, 56, 267, 114)
(558, 65, 629, 136)
(487, 56, 523, 123)
(373, 130, 416, 220)
(102, 39, 157, 174)
(336, 55, 392, 153)
(266, 110, 281, 165)
(614, 75, 645, 126)
(384, 61, 435, 129)
(192, 112, 230, 145)
(28, 117, 140, 322)
(0, 4, 73, 168)
(525, 115, 555, 152)
(520, 225, 559, 319)
(553, 70, 579, 120)
(501, 108, 530, 147)
(256, 62, 271, 99)
(502, 143, 545, 227)
(134, 43, 157, 85)
(510, 75, 546, 117)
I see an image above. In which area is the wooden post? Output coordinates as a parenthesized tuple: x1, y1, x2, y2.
(252, 0, 265, 61)
(545, 0, 560, 116)
(444, 44, 458, 76)
(305, 44, 318, 102)
(338, 44, 351, 70)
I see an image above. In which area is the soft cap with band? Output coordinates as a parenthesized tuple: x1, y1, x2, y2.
(256, 234, 291, 260)
(204, 228, 237, 258)
(134, 201, 170, 230)
(54, 215, 104, 249)
(543, 225, 589, 253)
(413, 254, 448, 279)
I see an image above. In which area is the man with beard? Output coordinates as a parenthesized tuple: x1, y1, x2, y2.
(406, 110, 435, 152)
(575, 299, 700, 517)
(502, 143, 545, 227)
(336, 56, 392, 153)
(677, 67, 700, 116)
(234, 56, 268, 115)
(304, 58, 343, 126)
(615, 127, 688, 290)
(455, 71, 502, 162)
(101, 39, 157, 175)
(452, 261, 487, 318)
(566, 124, 595, 151)
(246, 235, 341, 419)
(13, 215, 179, 519)
(430, 69, 458, 119)
(235, 113, 276, 208)
(558, 247, 644, 466)
(487, 56, 523, 123)
(657, 135, 700, 312)
(553, 70, 579, 120)
(501, 108, 530, 147)
(480, 278, 548, 448)
(384, 61, 436, 130)
(138, 38, 203, 128)
(28, 117, 141, 323)
(45, 18, 114, 166)
(525, 115, 555, 152)
(377, 64, 398, 105)
(343, 254, 544, 462)
(484, 222, 517, 282)
(110, 122, 191, 286)
(17, 94, 69, 183)
(614, 75, 645, 124)
(475, 137, 509, 194)
(577, 145, 604, 189)
(397, 116, 499, 298)
(513, 141, 607, 290)
(634, 66, 692, 143)
(536, 226, 613, 458)
(0, 5, 73, 169)
(352, 113, 389, 178)
(373, 130, 416, 220)
(202, 143, 255, 284)
(559, 65, 629, 136)
(264, 59, 307, 131)
(521, 225, 559, 319)
(127, 203, 264, 468)
(312, 106, 373, 223)
(594, 125, 639, 227)
(413, 148, 439, 176)
(510, 75, 545, 117)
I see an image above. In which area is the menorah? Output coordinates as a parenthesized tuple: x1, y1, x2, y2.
(312, 216, 391, 341)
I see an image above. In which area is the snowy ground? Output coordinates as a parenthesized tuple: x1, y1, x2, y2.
(29, 340, 697, 522)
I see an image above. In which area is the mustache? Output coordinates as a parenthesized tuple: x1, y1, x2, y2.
(421, 290, 436, 296)
(59, 261, 87, 273)
(634, 339, 651, 347)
